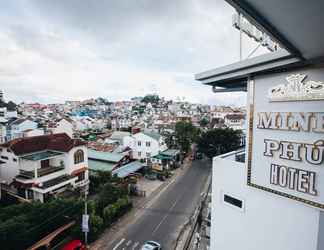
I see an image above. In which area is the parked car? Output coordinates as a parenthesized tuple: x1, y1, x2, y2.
(141, 241, 162, 250)
(61, 240, 86, 250)
(145, 173, 157, 180)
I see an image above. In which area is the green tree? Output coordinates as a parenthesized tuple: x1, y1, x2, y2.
(161, 130, 175, 148)
(141, 94, 160, 104)
(174, 121, 200, 154)
(96, 183, 126, 216)
(199, 117, 209, 128)
(0, 198, 83, 250)
(88, 214, 104, 242)
(197, 128, 242, 158)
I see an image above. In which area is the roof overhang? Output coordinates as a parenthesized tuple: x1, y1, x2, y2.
(195, 50, 301, 89)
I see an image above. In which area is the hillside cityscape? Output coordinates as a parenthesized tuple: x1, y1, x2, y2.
(0, 0, 320, 250)
(0, 89, 245, 250)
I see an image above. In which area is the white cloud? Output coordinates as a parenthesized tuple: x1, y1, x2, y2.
(0, 0, 266, 106)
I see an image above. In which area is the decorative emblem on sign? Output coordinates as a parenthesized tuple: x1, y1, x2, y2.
(268, 74, 324, 102)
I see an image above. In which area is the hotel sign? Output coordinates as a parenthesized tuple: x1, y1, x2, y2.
(248, 70, 324, 209)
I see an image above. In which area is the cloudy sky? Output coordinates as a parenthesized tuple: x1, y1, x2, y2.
(0, 0, 267, 105)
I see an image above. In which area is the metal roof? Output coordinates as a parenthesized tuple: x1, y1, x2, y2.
(88, 149, 124, 163)
(161, 149, 180, 157)
(142, 130, 161, 141)
(112, 161, 144, 178)
(88, 159, 115, 172)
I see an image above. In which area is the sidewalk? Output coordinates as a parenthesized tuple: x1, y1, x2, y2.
(90, 160, 192, 250)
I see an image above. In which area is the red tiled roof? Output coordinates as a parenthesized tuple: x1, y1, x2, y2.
(1, 133, 86, 155)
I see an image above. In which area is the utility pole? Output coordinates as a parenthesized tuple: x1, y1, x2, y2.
(85, 191, 88, 247)
(82, 186, 89, 248)
(239, 12, 243, 61)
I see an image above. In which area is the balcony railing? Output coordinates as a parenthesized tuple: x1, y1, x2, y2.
(17, 166, 65, 179)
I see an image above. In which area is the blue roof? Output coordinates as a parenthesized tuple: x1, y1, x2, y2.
(112, 161, 144, 178)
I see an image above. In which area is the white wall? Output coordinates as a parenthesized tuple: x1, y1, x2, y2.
(211, 156, 320, 250)
(11, 120, 38, 139)
(0, 148, 19, 184)
(52, 119, 73, 138)
(124, 133, 161, 160)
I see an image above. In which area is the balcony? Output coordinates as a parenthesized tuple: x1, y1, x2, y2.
(16, 166, 65, 179)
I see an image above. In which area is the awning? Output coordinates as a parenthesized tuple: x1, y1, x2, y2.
(161, 149, 180, 157)
(112, 161, 144, 178)
(71, 167, 88, 176)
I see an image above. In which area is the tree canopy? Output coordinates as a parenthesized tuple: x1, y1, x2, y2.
(174, 121, 200, 154)
(197, 128, 242, 158)
(141, 94, 160, 104)
(199, 117, 209, 128)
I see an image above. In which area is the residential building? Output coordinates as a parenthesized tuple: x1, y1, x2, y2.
(48, 118, 74, 138)
(224, 113, 245, 130)
(0, 133, 88, 202)
(0, 124, 6, 144)
(8, 118, 38, 140)
(123, 131, 167, 163)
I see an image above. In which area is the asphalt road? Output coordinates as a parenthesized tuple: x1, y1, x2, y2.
(106, 159, 211, 250)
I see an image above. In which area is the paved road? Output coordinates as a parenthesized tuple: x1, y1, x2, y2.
(106, 159, 211, 250)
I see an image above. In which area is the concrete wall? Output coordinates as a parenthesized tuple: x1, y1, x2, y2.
(211, 155, 320, 250)
(0, 148, 19, 184)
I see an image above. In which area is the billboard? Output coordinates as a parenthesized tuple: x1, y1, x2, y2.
(247, 68, 324, 209)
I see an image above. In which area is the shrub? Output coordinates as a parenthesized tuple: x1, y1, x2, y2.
(88, 214, 104, 242)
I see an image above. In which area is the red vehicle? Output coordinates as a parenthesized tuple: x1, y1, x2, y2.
(61, 240, 86, 250)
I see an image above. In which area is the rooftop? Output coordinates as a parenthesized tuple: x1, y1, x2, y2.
(88, 149, 125, 163)
(88, 159, 115, 172)
(21, 150, 63, 161)
(112, 161, 144, 178)
(142, 130, 161, 141)
(1, 133, 86, 156)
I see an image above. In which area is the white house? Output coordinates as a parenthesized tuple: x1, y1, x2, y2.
(224, 113, 246, 130)
(49, 118, 74, 138)
(195, 2, 324, 250)
(0, 124, 6, 144)
(8, 118, 38, 140)
(0, 133, 89, 202)
(123, 131, 167, 162)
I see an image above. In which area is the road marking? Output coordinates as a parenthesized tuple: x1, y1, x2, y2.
(132, 242, 139, 249)
(126, 240, 132, 246)
(152, 195, 182, 235)
(112, 238, 125, 250)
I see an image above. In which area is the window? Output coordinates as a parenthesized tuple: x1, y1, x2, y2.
(138, 151, 142, 157)
(224, 194, 243, 209)
(146, 152, 151, 157)
(74, 149, 84, 164)
(146, 141, 150, 147)
(138, 141, 141, 146)
(1, 156, 8, 160)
